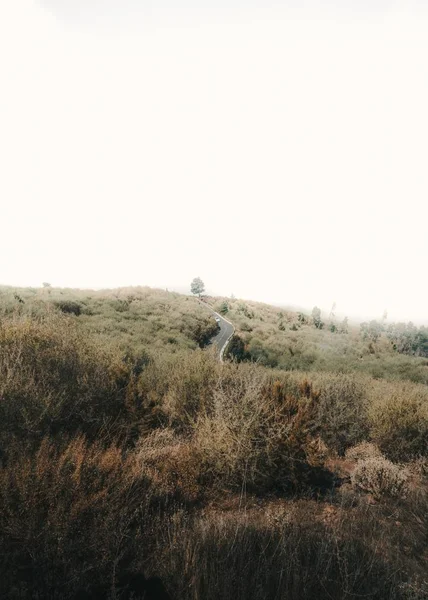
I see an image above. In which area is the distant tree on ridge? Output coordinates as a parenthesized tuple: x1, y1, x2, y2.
(190, 277, 205, 298)
(312, 306, 324, 329)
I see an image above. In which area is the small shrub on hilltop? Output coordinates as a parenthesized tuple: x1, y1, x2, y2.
(311, 306, 324, 329)
(219, 301, 229, 315)
(351, 456, 409, 500)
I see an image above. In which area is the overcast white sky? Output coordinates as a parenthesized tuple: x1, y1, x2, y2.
(1, 0, 427, 322)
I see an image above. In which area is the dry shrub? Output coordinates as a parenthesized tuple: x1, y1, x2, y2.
(193, 363, 268, 489)
(345, 442, 383, 461)
(407, 457, 428, 480)
(157, 505, 405, 600)
(193, 365, 332, 494)
(0, 437, 151, 598)
(137, 429, 202, 503)
(398, 579, 428, 600)
(139, 349, 219, 431)
(351, 456, 409, 500)
(367, 380, 428, 461)
(314, 374, 369, 455)
(0, 315, 143, 442)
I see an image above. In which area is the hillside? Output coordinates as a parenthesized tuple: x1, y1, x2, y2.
(0, 286, 427, 599)
(0, 285, 218, 355)
(210, 295, 428, 384)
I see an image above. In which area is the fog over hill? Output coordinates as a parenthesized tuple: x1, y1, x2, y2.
(36, 0, 424, 26)
(2, 0, 428, 327)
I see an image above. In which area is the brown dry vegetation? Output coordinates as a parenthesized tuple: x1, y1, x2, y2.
(0, 286, 427, 599)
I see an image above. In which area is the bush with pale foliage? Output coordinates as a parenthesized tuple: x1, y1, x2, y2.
(351, 456, 409, 500)
(345, 442, 383, 462)
(367, 379, 428, 461)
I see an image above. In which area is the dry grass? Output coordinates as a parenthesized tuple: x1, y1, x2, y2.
(0, 437, 151, 599)
(153, 499, 421, 600)
(366, 379, 428, 460)
(137, 429, 202, 504)
(0, 314, 144, 444)
(313, 374, 369, 455)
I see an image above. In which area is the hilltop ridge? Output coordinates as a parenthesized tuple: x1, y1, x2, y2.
(2, 284, 428, 384)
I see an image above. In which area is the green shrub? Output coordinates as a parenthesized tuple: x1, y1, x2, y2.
(188, 317, 219, 348)
(225, 334, 250, 362)
(110, 298, 130, 312)
(54, 300, 82, 316)
(219, 301, 229, 315)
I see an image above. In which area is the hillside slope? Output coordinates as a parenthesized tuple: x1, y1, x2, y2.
(209, 295, 428, 384)
(0, 285, 427, 599)
(0, 285, 218, 355)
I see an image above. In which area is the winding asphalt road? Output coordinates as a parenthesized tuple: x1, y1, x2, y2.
(199, 302, 235, 361)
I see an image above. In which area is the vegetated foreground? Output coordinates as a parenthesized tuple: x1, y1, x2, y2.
(0, 286, 427, 599)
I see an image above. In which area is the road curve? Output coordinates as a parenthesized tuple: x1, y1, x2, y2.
(199, 301, 235, 361)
